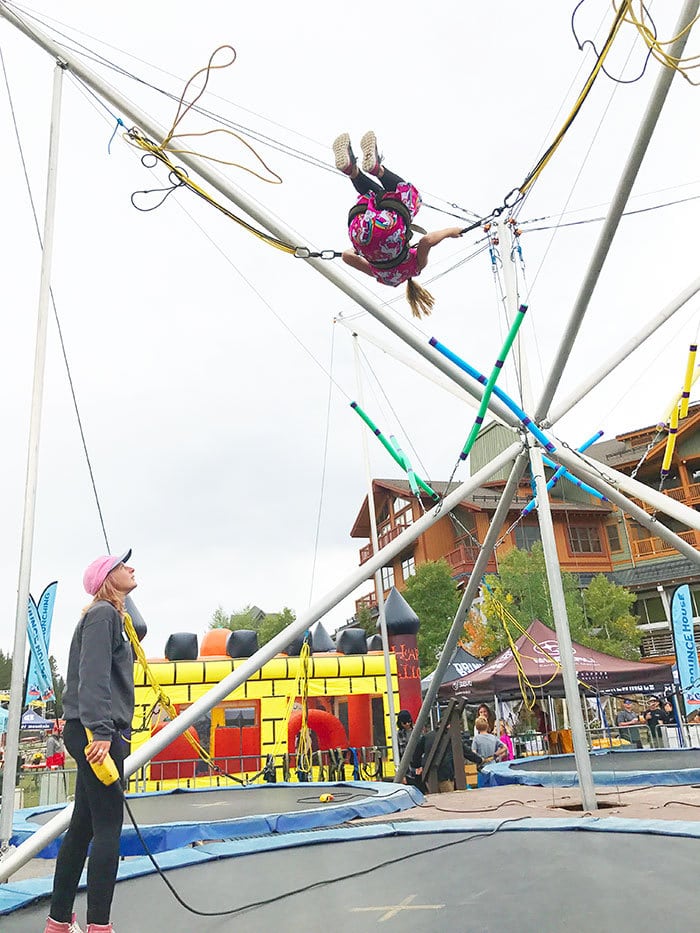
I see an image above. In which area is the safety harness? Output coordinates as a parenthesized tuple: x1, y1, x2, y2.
(348, 192, 418, 270)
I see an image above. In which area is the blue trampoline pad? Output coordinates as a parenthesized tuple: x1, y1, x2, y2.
(2, 819, 699, 931)
(11, 781, 423, 857)
(482, 747, 700, 787)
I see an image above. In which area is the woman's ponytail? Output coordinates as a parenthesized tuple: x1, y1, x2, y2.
(406, 279, 435, 319)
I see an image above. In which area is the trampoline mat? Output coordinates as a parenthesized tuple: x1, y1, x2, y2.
(513, 749, 700, 773)
(28, 783, 380, 827)
(12, 782, 420, 858)
(2, 824, 695, 932)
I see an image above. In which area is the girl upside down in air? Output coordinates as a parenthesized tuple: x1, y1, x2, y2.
(333, 131, 463, 318)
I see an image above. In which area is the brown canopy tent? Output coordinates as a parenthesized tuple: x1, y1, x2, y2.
(441, 620, 674, 701)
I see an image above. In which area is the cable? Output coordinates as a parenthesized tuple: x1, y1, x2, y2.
(0, 43, 111, 551)
(120, 800, 528, 918)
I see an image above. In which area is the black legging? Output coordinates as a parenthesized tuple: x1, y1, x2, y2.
(50, 720, 126, 926)
(351, 165, 405, 197)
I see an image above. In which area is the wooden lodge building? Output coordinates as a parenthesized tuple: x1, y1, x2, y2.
(350, 407, 700, 666)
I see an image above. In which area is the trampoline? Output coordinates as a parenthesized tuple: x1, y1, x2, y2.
(482, 748, 700, 787)
(11, 781, 422, 857)
(2, 818, 699, 931)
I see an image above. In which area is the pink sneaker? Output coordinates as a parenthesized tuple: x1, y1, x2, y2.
(43, 916, 83, 933)
(332, 132, 356, 176)
(360, 130, 382, 176)
(86, 925, 114, 932)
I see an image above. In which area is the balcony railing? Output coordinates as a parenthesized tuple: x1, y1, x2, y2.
(359, 524, 406, 564)
(355, 591, 377, 613)
(641, 627, 700, 659)
(445, 542, 497, 576)
(629, 484, 700, 514)
(631, 528, 700, 560)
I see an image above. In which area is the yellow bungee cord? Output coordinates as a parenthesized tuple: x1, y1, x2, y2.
(619, 1, 700, 85)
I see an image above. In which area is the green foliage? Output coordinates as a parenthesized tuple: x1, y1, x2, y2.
(50, 655, 65, 718)
(482, 545, 641, 659)
(403, 560, 461, 675)
(578, 573, 640, 660)
(210, 604, 297, 647)
(354, 604, 376, 637)
(258, 608, 296, 646)
(211, 604, 261, 632)
(0, 648, 11, 690)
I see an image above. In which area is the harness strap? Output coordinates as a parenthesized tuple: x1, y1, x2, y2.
(348, 191, 416, 270)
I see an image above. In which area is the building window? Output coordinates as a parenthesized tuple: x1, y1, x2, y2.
(394, 498, 414, 528)
(567, 526, 602, 554)
(401, 555, 416, 580)
(381, 565, 395, 590)
(514, 524, 541, 551)
(634, 596, 668, 625)
(605, 523, 622, 553)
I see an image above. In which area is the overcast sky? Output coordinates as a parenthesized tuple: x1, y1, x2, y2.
(1, 1, 699, 673)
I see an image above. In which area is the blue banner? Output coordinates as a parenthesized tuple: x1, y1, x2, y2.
(25, 582, 58, 705)
(671, 584, 700, 715)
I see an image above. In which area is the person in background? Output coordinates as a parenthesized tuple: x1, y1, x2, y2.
(472, 717, 509, 763)
(643, 695, 673, 748)
(45, 549, 137, 933)
(496, 719, 514, 761)
(475, 704, 496, 734)
(46, 728, 66, 769)
(615, 698, 642, 749)
(396, 710, 418, 785)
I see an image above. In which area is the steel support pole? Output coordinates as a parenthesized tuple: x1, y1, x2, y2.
(0, 442, 522, 879)
(556, 447, 700, 535)
(394, 447, 528, 783)
(536, 0, 700, 423)
(0, 1, 519, 430)
(500, 220, 598, 809)
(336, 318, 481, 411)
(0, 62, 64, 851)
(549, 275, 700, 425)
(352, 336, 399, 763)
(528, 441, 598, 809)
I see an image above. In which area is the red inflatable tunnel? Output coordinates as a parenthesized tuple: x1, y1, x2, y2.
(288, 708, 348, 751)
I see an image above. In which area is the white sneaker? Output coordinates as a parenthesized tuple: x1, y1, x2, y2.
(332, 132, 356, 175)
(360, 130, 382, 176)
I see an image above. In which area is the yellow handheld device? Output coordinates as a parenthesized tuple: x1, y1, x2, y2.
(84, 728, 120, 786)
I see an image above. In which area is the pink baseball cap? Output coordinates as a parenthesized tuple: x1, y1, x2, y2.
(83, 549, 132, 596)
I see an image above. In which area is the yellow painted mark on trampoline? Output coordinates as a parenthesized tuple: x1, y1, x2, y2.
(352, 894, 445, 921)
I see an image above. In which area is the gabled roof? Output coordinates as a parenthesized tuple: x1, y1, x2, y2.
(588, 403, 700, 470)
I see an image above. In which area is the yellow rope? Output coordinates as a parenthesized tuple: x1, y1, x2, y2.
(618, 1, 700, 85)
(488, 597, 595, 707)
(126, 130, 297, 254)
(123, 612, 237, 777)
(124, 44, 300, 256)
(517, 0, 631, 199)
(295, 638, 313, 774)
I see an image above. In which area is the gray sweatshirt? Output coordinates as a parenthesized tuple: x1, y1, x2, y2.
(62, 601, 135, 741)
(472, 732, 506, 760)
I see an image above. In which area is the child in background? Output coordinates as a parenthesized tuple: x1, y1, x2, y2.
(472, 716, 509, 763)
(496, 719, 514, 761)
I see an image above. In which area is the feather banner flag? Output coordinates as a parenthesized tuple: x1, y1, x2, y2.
(25, 582, 58, 705)
(670, 584, 700, 714)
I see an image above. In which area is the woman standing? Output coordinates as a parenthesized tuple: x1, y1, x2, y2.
(45, 550, 136, 933)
